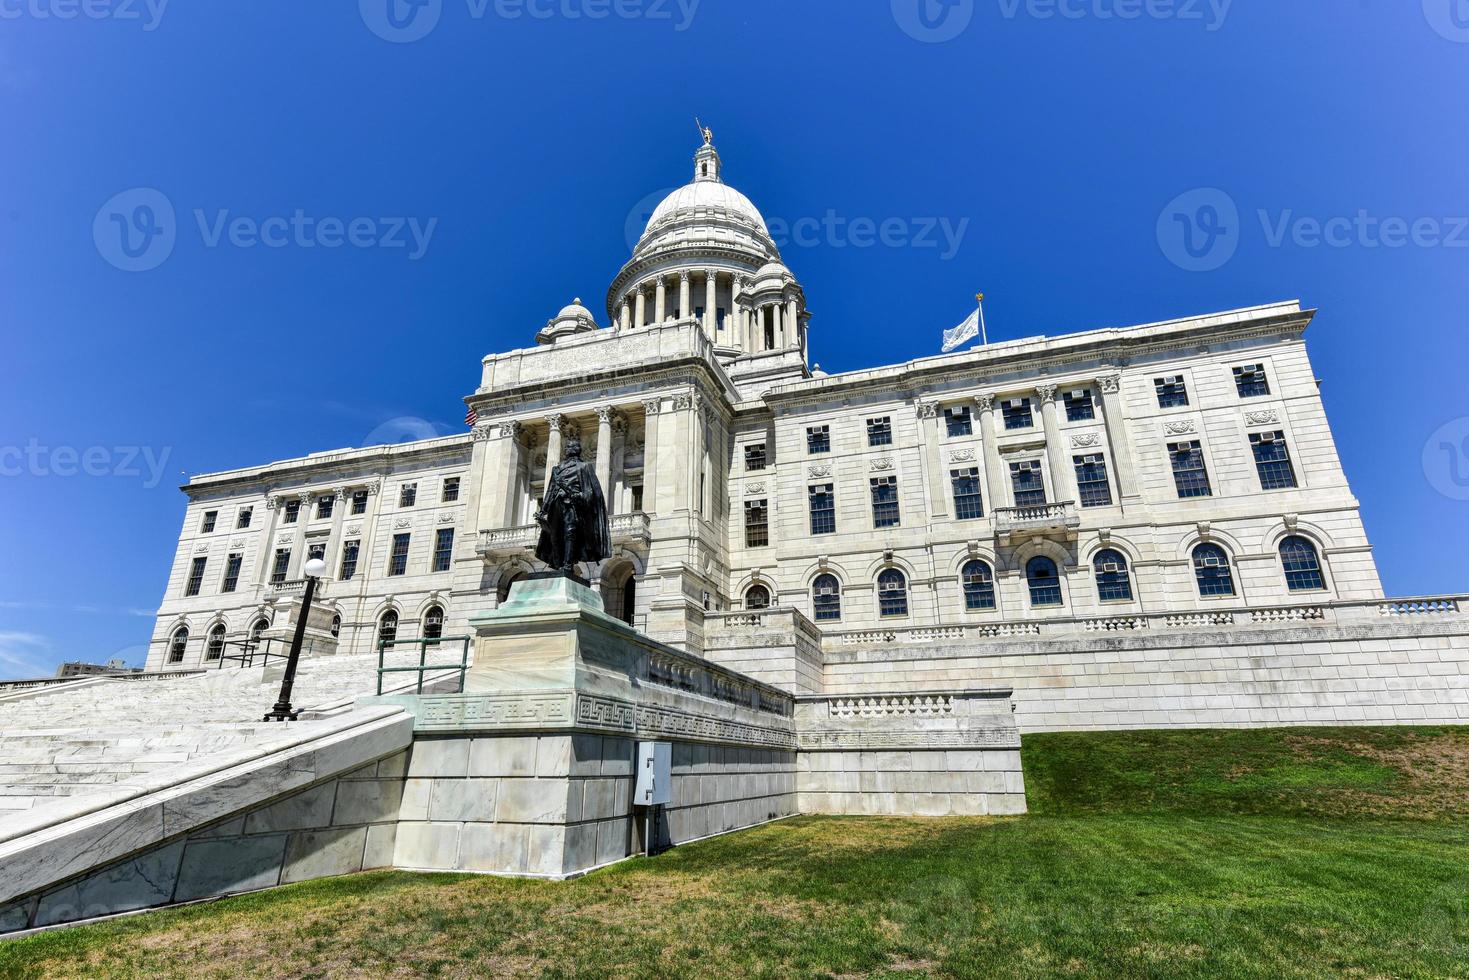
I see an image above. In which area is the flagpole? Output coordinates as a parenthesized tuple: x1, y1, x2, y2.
(976, 292, 988, 346)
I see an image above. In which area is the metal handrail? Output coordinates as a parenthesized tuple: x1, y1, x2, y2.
(376, 635, 472, 695)
(214, 636, 316, 670)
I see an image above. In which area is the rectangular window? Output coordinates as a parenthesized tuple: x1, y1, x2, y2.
(866, 416, 892, 447)
(951, 467, 985, 520)
(236, 507, 253, 529)
(1250, 430, 1298, 490)
(283, 499, 300, 524)
(388, 533, 411, 576)
(1169, 440, 1213, 498)
(201, 510, 217, 533)
(340, 540, 360, 580)
(270, 549, 291, 584)
(1073, 454, 1114, 508)
(1233, 364, 1271, 398)
(184, 557, 207, 597)
(350, 490, 368, 515)
(433, 528, 455, 572)
(1009, 460, 1047, 507)
(1063, 389, 1096, 422)
(399, 483, 417, 508)
(944, 406, 973, 437)
(442, 477, 460, 502)
(631, 485, 644, 512)
(806, 425, 830, 454)
(315, 495, 334, 520)
(744, 499, 769, 547)
(808, 483, 836, 535)
(307, 541, 326, 562)
(870, 476, 900, 528)
(1155, 375, 1190, 408)
(744, 443, 767, 471)
(221, 553, 242, 593)
(1002, 398, 1034, 431)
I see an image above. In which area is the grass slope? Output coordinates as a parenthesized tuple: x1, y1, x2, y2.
(3, 727, 1468, 979)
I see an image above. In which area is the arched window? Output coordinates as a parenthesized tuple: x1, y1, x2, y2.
(329, 614, 341, 638)
(247, 617, 268, 654)
(497, 571, 524, 604)
(744, 584, 771, 610)
(377, 610, 399, 648)
(423, 605, 444, 640)
(1093, 549, 1134, 602)
(1280, 536, 1326, 592)
(167, 627, 189, 664)
(205, 624, 226, 662)
(1026, 557, 1063, 607)
(812, 574, 841, 622)
(877, 569, 908, 617)
(1193, 544, 1236, 597)
(961, 560, 996, 611)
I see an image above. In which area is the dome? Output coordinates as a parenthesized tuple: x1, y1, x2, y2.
(754, 261, 789, 279)
(644, 182, 770, 238)
(556, 298, 594, 320)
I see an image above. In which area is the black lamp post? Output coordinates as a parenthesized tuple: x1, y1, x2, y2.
(264, 557, 326, 722)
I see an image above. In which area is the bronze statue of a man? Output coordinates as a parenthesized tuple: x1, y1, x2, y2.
(534, 438, 612, 572)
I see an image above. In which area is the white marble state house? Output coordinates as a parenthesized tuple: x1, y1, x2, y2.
(145, 135, 1466, 734)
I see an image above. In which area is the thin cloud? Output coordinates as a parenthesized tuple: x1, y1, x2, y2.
(0, 631, 51, 679)
(0, 600, 155, 618)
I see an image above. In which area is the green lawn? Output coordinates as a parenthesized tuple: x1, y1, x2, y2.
(4, 727, 1468, 979)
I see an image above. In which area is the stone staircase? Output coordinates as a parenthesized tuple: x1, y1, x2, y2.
(0, 653, 456, 822)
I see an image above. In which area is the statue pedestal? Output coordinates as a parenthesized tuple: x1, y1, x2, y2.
(463, 575, 630, 696)
(261, 597, 338, 658)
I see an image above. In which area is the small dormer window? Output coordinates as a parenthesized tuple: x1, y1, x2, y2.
(701, 163, 708, 176)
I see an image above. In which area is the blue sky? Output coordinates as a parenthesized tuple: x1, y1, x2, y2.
(2, 1, 1467, 678)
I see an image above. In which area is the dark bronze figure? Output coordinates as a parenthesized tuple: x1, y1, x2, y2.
(534, 438, 612, 572)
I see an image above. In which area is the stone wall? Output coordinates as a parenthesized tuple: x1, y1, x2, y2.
(822, 615, 1469, 732)
(1, 750, 406, 933)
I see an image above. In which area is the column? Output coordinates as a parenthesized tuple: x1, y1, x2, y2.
(610, 414, 628, 513)
(786, 296, 799, 350)
(641, 398, 660, 513)
(771, 303, 784, 349)
(255, 494, 285, 587)
(678, 271, 691, 320)
(918, 403, 948, 521)
(730, 277, 743, 347)
(286, 491, 311, 578)
(654, 277, 666, 323)
(544, 414, 564, 489)
(704, 271, 718, 340)
(977, 395, 1008, 510)
(1036, 384, 1073, 504)
(619, 299, 630, 331)
(1096, 374, 1139, 499)
(634, 285, 646, 329)
(595, 406, 614, 506)
(324, 487, 347, 578)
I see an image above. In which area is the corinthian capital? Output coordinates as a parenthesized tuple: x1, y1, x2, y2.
(546, 413, 564, 434)
(1096, 373, 1122, 394)
(1035, 383, 1059, 401)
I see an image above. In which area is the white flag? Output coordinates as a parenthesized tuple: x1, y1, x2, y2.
(941, 308, 979, 352)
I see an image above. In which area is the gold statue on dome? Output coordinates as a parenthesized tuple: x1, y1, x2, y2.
(695, 117, 712, 146)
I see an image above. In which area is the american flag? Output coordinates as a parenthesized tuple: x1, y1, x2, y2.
(465, 405, 478, 427)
